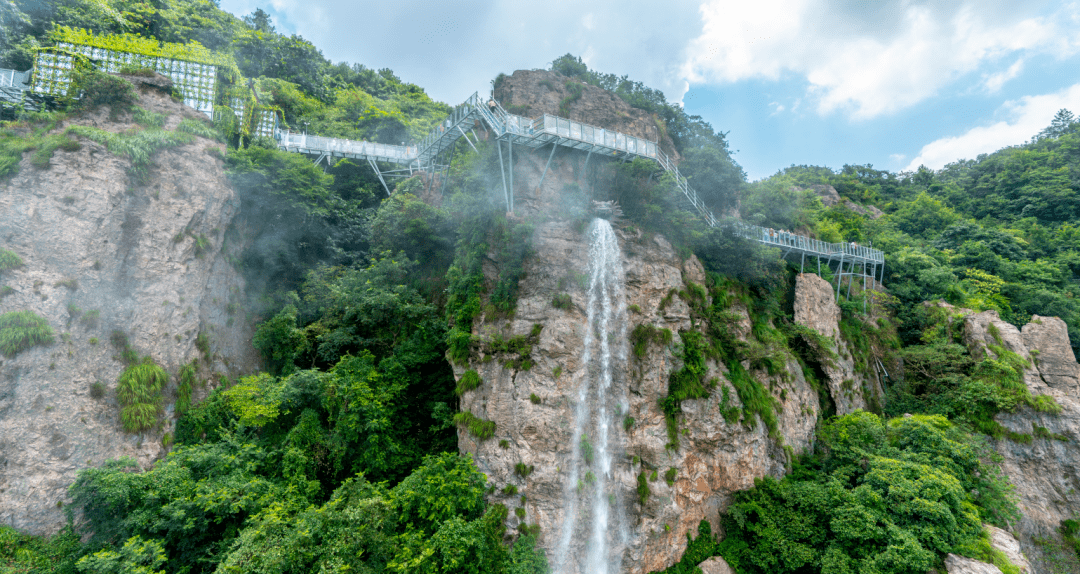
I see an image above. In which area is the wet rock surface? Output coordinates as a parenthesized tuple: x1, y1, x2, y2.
(457, 215, 826, 572)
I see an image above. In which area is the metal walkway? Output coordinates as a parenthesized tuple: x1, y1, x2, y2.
(276, 90, 885, 293)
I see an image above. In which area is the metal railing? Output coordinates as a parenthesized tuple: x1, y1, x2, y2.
(731, 222, 884, 263)
(278, 131, 417, 162)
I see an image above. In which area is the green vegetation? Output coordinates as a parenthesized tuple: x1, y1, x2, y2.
(529, 393, 541, 404)
(117, 358, 167, 433)
(630, 323, 672, 358)
(67, 124, 195, 183)
(0, 249, 23, 272)
(551, 292, 572, 310)
(456, 369, 482, 396)
(656, 413, 1020, 574)
(454, 411, 497, 440)
(514, 462, 535, 478)
(0, 310, 53, 356)
(175, 360, 197, 415)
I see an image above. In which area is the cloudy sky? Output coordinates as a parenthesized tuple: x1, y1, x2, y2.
(219, 0, 1080, 180)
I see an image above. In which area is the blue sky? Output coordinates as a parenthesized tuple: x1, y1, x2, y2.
(219, 0, 1080, 181)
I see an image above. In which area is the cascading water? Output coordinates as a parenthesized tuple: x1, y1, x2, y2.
(554, 218, 630, 574)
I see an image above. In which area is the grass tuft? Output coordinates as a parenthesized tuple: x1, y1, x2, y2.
(0, 310, 54, 356)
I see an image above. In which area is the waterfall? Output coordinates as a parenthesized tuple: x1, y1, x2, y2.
(554, 218, 630, 574)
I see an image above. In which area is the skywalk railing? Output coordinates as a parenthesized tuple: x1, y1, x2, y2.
(731, 222, 884, 263)
(278, 131, 417, 163)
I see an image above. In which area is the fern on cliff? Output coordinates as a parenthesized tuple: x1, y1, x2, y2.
(116, 357, 167, 433)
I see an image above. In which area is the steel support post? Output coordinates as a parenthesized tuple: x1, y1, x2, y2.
(496, 140, 510, 212)
(835, 253, 845, 302)
(801, 252, 805, 274)
(457, 126, 478, 153)
(367, 158, 392, 197)
(508, 137, 514, 212)
(537, 141, 558, 191)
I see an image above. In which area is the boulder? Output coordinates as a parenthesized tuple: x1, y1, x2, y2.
(944, 554, 1002, 574)
(697, 556, 735, 574)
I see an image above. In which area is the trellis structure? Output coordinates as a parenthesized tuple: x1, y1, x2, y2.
(26, 28, 278, 137)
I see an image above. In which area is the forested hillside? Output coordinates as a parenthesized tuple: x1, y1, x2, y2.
(1, 0, 1080, 573)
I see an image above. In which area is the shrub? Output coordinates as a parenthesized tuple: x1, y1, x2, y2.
(514, 462, 535, 477)
(176, 361, 197, 415)
(0, 310, 54, 356)
(73, 69, 139, 112)
(502, 484, 518, 495)
(637, 472, 650, 505)
(90, 381, 106, 399)
(664, 467, 678, 486)
(455, 370, 482, 396)
(624, 416, 635, 431)
(529, 393, 541, 404)
(499, 439, 510, 449)
(630, 324, 672, 358)
(515, 507, 526, 519)
(551, 293, 572, 310)
(110, 329, 138, 364)
(579, 434, 594, 464)
(195, 331, 210, 360)
(54, 278, 78, 290)
(81, 309, 101, 328)
(116, 358, 167, 406)
(0, 249, 23, 272)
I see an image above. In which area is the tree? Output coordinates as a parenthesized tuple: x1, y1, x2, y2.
(1036, 108, 1077, 140)
(243, 8, 274, 33)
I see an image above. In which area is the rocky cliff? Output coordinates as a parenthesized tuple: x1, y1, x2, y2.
(957, 309, 1080, 573)
(449, 129, 897, 569)
(0, 79, 258, 534)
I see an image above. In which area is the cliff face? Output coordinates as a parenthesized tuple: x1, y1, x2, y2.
(793, 273, 886, 415)
(0, 81, 258, 534)
(456, 221, 824, 573)
(451, 127, 891, 569)
(960, 310, 1080, 573)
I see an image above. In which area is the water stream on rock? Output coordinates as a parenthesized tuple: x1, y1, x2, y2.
(554, 217, 630, 574)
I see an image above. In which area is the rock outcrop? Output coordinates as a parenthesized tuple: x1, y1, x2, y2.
(793, 273, 885, 414)
(959, 310, 1080, 573)
(697, 556, 735, 574)
(945, 554, 1003, 574)
(493, 69, 680, 162)
(986, 525, 1032, 574)
(0, 80, 258, 534)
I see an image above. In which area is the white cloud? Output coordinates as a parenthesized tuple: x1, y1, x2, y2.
(983, 59, 1024, 93)
(683, 0, 1079, 119)
(904, 82, 1080, 171)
